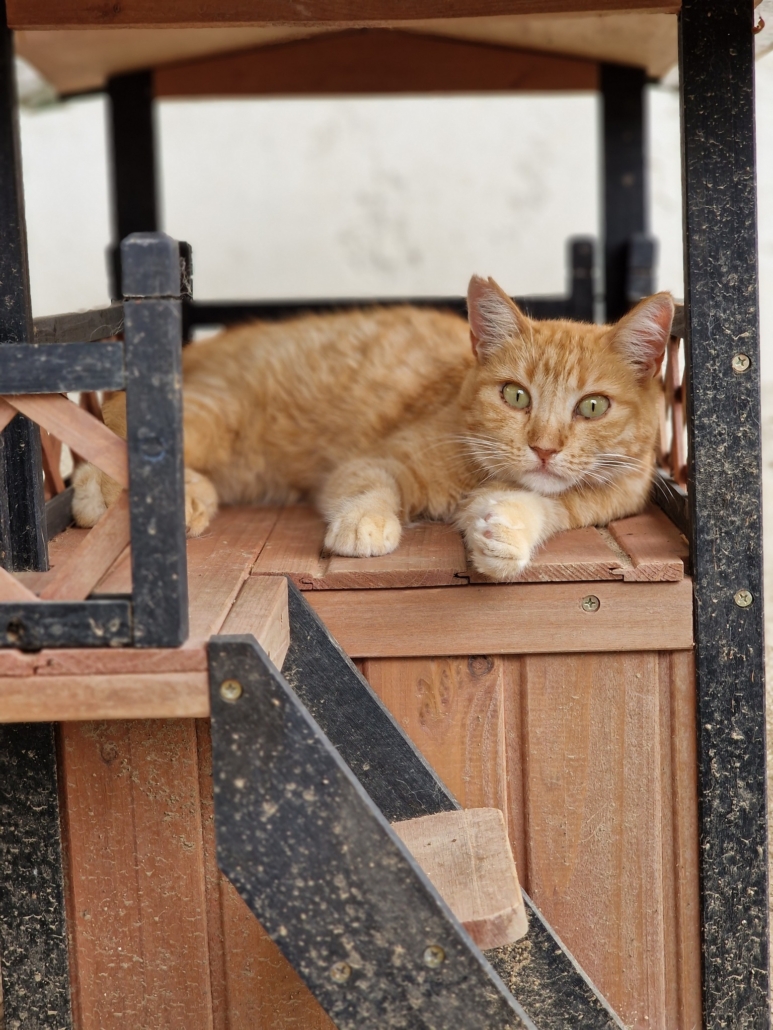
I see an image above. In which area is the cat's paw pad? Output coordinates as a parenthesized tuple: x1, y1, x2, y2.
(185, 468, 218, 537)
(325, 509, 402, 557)
(466, 496, 537, 580)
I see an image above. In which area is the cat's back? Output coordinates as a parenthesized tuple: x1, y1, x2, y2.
(182, 304, 472, 416)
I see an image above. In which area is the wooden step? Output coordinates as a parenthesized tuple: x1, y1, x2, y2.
(393, 808, 528, 951)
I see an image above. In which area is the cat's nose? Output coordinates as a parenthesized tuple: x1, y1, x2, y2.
(531, 446, 559, 464)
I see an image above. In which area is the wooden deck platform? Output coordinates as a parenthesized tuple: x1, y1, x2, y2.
(0, 502, 693, 721)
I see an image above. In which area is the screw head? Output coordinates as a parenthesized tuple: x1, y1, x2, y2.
(219, 678, 243, 702)
(734, 589, 753, 608)
(423, 945, 446, 968)
(581, 595, 601, 613)
(329, 961, 351, 984)
(732, 353, 751, 373)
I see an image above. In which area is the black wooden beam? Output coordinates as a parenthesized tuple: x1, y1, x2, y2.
(601, 63, 647, 323)
(0, 0, 45, 572)
(0, 340, 126, 393)
(0, 724, 73, 1029)
(209, 634, 535, 1030)
(680, 1, 770, 1026)
(33, 301, 124, 344)
(282, 582, 625, 1028)
(107, 70, 158, 243)
(0, 599, 132, 649)
(122, 232, 188, 647)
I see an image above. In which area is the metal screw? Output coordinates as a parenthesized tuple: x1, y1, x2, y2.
(734, 589, 753, 608)
(219, 678, 243, 702)
(329, 961, 351, 984)
(423, 945, 446, 968)
(581, 595, 601, 613)
(732, 353, 751, 374)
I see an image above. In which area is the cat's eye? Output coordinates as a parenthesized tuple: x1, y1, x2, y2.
(577, 394, 610, 419)
(502, 383, 531, 409)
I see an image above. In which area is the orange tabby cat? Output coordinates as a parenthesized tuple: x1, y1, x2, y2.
(72, 277, 673, 580)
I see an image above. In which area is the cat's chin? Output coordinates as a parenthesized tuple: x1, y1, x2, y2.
(518, 470, 572, 496)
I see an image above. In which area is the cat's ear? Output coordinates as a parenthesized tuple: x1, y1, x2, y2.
(467, 276, 529, 361)
(611, 292, 675, 380)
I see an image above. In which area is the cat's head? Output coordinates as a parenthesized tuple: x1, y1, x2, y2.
(461, 275, 674, 496)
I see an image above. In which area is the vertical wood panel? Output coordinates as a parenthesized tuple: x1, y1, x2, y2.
(519, 652, 668, 1029)
(60, 719, 214, 1030)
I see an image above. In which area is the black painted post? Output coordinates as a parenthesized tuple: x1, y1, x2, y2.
(680, 2, 770, 1027)
(122, 232, 188, 647)
(0, 724, 73, 1029)
(601, 63, 647, 323)
(0, 0, 46, 571)
(107, 70, 158, 297)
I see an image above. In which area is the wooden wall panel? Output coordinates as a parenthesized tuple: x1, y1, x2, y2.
(362, 656, 527, 878)
(59, 719, 215, 1030)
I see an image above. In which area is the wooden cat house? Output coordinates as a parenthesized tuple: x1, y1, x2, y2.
(0, 3, 767, 1030)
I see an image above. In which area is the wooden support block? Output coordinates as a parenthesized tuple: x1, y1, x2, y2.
(393, 808, 527, 951)
(3, 393, 129, 487)
(39, 490, 131, 601)
(220, 575, 289, 670)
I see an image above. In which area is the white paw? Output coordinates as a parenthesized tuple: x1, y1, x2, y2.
(325, 509, 402, 557)
(71, 462, 108, 528)
(465, 494, 540, 580)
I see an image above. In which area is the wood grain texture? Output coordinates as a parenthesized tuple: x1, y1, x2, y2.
(220, 575, 289, 669)
(7, 0, 681, 30)
(39, 490, 130, 600)
(393, 808, 527, 950)
(0, 396, 17, 432)
(519, 652, 675, 1028)
(155, 29, 598, 97)
(4, 393, 129, 487)
(0, 671, 208, 721)
(0, 646, 207, 676)
(252, 505, 684, 588)
(308, 580, 694, 657)
(59, 719, 214, 1030)
(607, 504, 688, 581)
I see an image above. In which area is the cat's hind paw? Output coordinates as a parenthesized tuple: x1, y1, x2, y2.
(325, 506, 402, 558)
(185, 468, 218, 537)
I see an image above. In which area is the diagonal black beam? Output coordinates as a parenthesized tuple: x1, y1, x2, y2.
(209, 635, 534, 1030)
(282, 582, 624, 1029)
(680, 1, 770, 1026)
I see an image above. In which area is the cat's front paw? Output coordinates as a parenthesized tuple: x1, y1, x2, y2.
(464, 492, 543, 581)
(185, 468, 218, 537)
(325, 504, 402, 558)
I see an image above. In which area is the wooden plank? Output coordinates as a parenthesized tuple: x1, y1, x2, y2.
(59, 719, 215, 1030)
(309, 580, 694, 657)
(4, 393, 129, 487)
(0, 396, 16, 433)
(519, 652, 670, 1028)
(607, 504, 688, 581)
(0, 672, 208, 721)
(155, 29, 598, 97)
(0, 564, 37, 601)
(468, 526, 632, 584)
(393, 808, 527, 950)
(0, 646, 207, 676)
(220, 575, 289, 670)
(251, 506, 327, 585)
(39, 490, 130, 601)
(7, 1, 682, 30)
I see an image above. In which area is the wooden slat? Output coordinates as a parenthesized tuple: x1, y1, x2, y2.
(59, 719, 215, 1030)
(309, 579, 694, 657)
(39, 490, 131, 601)
(393, 808, 527, 950)
(251, 506, 327, 585)
(219, 575, 289, 670)
(7, 1, 682, 30)
(155, 29, 598, 97)
(468, 525, 633, 584)
(0, 396, 17, 432)
(363, 656, 526, 876)
(607, 504, 688, 581)
(520, 652, 669, 1027)
(0, 672, 208, 721)
(4, 393, 129, 487)
(0, 565, 37, 601)
(0, 646, 207, 676)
